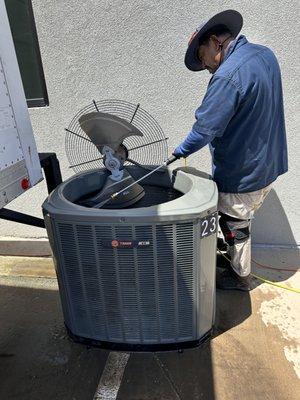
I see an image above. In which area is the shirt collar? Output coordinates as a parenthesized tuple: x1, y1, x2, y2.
(222, 35, 248, 63)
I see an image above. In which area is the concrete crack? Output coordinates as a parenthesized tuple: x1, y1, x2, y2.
(154, 354, 183, 400)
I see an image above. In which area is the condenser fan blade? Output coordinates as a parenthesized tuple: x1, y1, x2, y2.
(78, 112, 143, 152)
(78, 170, 145, 209)
(65, 100, 168, 174)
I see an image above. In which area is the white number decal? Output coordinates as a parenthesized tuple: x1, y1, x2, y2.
(201, 213, 218, 238)
(202, 220, 209, 236)
(210, 216, 216, 233)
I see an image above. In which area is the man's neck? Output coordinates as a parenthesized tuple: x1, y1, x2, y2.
(220, 35, 233, 50)
(223, 36, 238, 58)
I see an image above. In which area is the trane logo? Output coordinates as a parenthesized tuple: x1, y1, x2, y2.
(101, 240, 151, 249)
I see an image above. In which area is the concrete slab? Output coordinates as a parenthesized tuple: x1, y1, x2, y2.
(0, 255, 55, 278)
(0, 237, 51, 257)
(0, 276, 108, 400)
(0, 247, 299, 400)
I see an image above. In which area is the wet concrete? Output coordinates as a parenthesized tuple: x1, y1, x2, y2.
(0, 247, 299, 400)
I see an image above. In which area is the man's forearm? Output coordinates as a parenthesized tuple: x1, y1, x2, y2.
(173, 128, 214, 158)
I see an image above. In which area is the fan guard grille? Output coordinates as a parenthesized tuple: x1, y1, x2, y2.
(65, 99, 168, 173)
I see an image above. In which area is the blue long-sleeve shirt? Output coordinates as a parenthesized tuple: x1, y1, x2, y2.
(174, 35, 288, 193)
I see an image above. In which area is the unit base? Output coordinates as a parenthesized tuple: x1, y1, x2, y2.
(65, 324, 213, 352)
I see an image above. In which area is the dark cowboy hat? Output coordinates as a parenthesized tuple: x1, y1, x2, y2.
(184, 10, 243, 71)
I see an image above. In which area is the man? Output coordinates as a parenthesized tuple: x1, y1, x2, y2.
(173, 10, 288, 291)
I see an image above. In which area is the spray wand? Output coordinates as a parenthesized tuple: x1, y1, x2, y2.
(97, 155, 179, 208)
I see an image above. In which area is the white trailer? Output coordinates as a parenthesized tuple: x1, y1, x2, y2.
(0, 0, 43, 210)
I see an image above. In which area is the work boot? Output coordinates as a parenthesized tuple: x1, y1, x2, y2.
(216, 269, 251, 292)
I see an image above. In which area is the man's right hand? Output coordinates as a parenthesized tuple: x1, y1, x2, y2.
(172, 146, 187, 159)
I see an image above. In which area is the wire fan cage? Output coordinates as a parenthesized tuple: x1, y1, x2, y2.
(65, 99, 169, 173)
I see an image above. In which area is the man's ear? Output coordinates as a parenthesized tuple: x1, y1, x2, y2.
(210, 35, 222, 50)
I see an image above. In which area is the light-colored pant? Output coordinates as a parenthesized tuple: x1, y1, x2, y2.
(218, 185, 272, 277)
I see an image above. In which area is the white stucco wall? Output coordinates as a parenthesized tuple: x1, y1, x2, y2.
(0, 0, 299, 247)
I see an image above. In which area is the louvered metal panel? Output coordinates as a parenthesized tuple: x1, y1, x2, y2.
(176, 222, 195, 340)
(76, 225, 107, 339)
(55, 220, 198, 344)
(95, 225, 123, 341)
(114, 225, 140, 342)
(57, 223, 90, 335)
(156, 224, 176, 340)
(135, 225, 158, 342)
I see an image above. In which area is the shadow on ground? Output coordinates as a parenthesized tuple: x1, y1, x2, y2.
(0, 279, 108, 400)
(0, 277, 252, 400)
